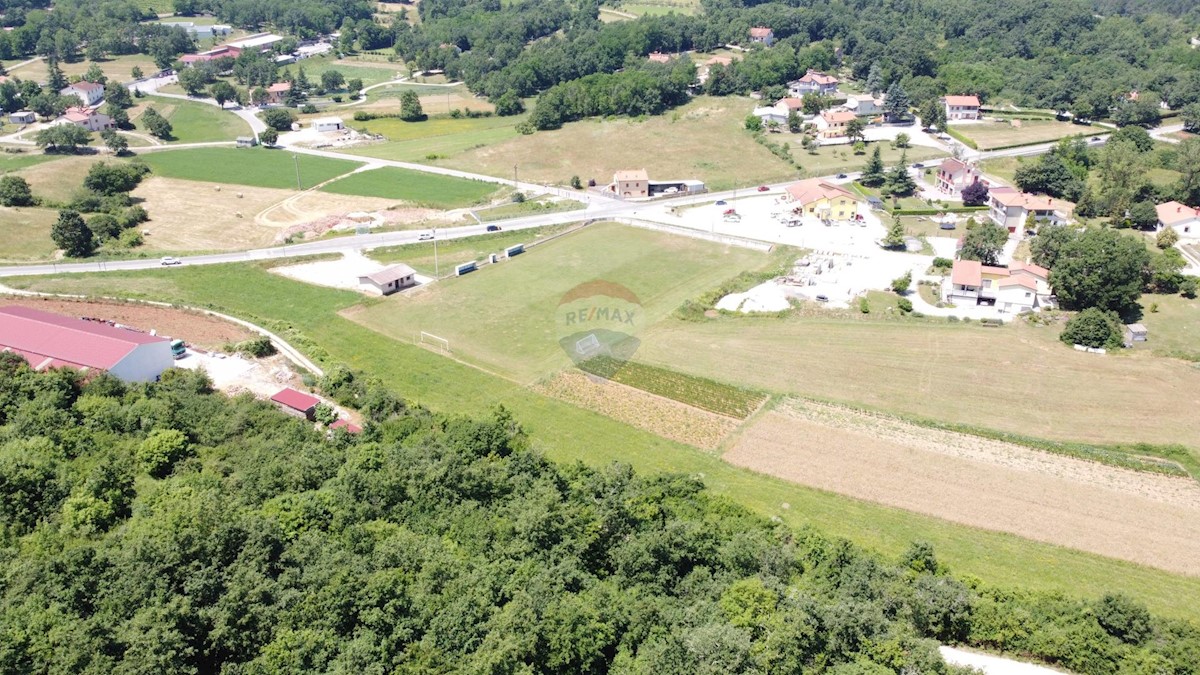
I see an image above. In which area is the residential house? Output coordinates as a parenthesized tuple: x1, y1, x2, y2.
(944, 260, 1041, 312)
(788, 69, 839, 97)
(1156, 201, 1200, 239)
(265, 82, 292, 105)
(784, 178, 861, 221)
(934, 158, 984, 195)
(358, 264, 418, 296)
(1008, 261, 1053, 306)
(0, 306, 173, 382)
(698, 55, 734, 84)
(753, 104, 789, 127)
(987, 187, 1075, 233)
(180, 45, 242, 65)
(270, 387, 320, 420)
(748, 27, 775, 46)
(842, 94, 883, 117)
(612, 169, 649, 199)
(60, 81, 104, 107)
(57, 106, 114, 132)
(8, 110, 35, 124)
(815, 109, 856, 139)
(942, 95, 981, 121)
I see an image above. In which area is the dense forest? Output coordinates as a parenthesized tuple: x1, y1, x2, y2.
(1, 358, 1199, 673)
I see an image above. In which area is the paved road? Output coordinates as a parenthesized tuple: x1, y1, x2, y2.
(130, 74, 267, 135)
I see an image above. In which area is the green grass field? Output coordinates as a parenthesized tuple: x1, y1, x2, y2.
(134, 97, 251, 143)
(1136, 293, 1200, 362)
(137, 147, 362, 189)
(343, 115, 522, 163)
(320, 166, 501, 208)
(289, 58, 405, 88)
(349, 222, 771, 381)
(785, 140, 945, 178)
(0, 152, 64, 174)
(0, 207, 61, 261)
(472, 197, 586, 222)
(6, 54, 160, 85)
(951, 120, 1087, 150)
(13, 155, 106, 205)
(620, 2, 699, 15)
(367, 225, 575, 274)
(6, 260, 1200, 620)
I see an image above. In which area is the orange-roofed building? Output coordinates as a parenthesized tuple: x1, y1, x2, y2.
(1156, 201, 1200, 239)
(612, 169, 649, 199)
(942, 94, 981, 121)
(988, 187, 1075, 233)
(945, 259, 1049, 312)
(784, 178, 861, 221)
(816, 109, 856, 138)
(788, 69, 839, 97)
(749, 27, 775, 46)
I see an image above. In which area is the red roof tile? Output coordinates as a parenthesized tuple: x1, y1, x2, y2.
(270, 387, 320, 412)
(943, 95, 980, 107)
(950, 260, 981, 286)
(330, 418, 363, 434)
(0, 306, 165, 371)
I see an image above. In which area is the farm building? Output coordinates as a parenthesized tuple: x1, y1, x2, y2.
(270, 387, 320, 420)
(0, 306, 173, 382)
(180, 45, 241, 65)
(156, 21, 232, 40)
(225, 33, 285, 51)
(1124, 324, 1148, 347)
(236, 136, 257, 148)
(359, 264, 418, 295)
(9, 110, 35, 124)
(312, 117, 345, 132)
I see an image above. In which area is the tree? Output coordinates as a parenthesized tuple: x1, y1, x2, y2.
(1184, 103, 1200, 134)
(251, 86, 270, 106)
(961, 180, 988, 206)
(87, 213, 123, 241)
(100, 130, 128, 155)
(883, 81, 911, 122)
(1013, 153, 1082, 200)
(177, 67, 209, 96)
(206, 81, 235, 108)
(958, 218, 1008, 265)
(33, 123, 91, 152)
(787, 111, 801, 133)
(136, 429, 189, 478)
(865, 63, 884, 97)
(1060, 308, 1124, 349)
(84, 162, 148, 195)
(919, 98, 945, 131)
(891, 270, 912, 294)
(494, 91, 524, 117)
(884, 151, 916, 196)
(846, 118, 866, 143)
(852, 140, 866, 155)
(0, 175, 34, 206)
(83, 63, 106, 85)
(1156, 227, 1179, 249)
(320, 70, 345, 92)
(801, 93, 829, 115)
(1173, 138, 1200, 206)
(1052, 228, 1151, 317)
(1148, 248, 1187, 294)
(400, 90, 425, 122)
(314, 403, 338, 425)
(262, 108, 296, 131)
(1109, 125, 1153, 152)
(104, 81, 131, 109)
(881, 215, 905, 249)
(1030, 225, 1077, 269)
(744, 114, 762, 132)
(346, 78, 363, 95)
(1111, 96, 1160, 128)
(107, 105, 130, 129)
(892, 132, 910, 149)
(141, 106, 173, 139)
(1127, 200, 1158, 230)
(51, 209, 95, 257)
(46, 59, 67, 93)
(131, 66, 143, 80)
(861, 145, 886, 187)
(259, 128, 278, 146)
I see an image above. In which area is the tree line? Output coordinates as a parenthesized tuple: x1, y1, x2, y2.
(1, 360, 1199, 672)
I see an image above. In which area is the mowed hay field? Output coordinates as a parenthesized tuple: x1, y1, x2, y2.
(131, 98, 250, 143)
(727, 398, 1200, 575)
(137, 148, 362, 189)
(14, 155, 106, 204)
(0, 207, 61, 261)
(344, 222, 771, 381)
(637, 316, 1200, 448)
(439, 96, 798, 190)
(320, 166, 501, 208)
(952, 119, 1087, 150)
(342, 115, 522, 163)
(133, 177, 297, 251)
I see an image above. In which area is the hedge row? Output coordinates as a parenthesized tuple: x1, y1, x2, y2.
(945, 126, 978, 149)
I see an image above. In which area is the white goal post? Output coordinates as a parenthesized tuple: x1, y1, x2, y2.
(419, 331, 451, 353)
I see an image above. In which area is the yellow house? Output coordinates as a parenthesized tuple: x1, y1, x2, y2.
(785, 178, 861, 220)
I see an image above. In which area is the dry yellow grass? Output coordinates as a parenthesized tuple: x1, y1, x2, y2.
(255, 190, 400, 229)
(15, 155, 107, 204)
(133, 177, 297, 251)
(726, 398, 1200, 575)
(638, 317, 1200, 448)
(534, 370, 739, 449)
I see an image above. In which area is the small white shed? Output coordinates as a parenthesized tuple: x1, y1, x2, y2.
(9, 110, 35, 124)
(312, 116, 345, 133)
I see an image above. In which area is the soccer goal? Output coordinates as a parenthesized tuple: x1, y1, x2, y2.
(419, 331, 451, 353)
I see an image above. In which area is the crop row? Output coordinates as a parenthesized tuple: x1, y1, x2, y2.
(580, 357, 766, 419)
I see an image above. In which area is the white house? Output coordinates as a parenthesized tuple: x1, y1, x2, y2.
(748, 27, 775, 46)
(942, 95, 981, 121)
(815, 109, 856, 139)
(788, 69, 839, 97)
(8, 110, 35, 124)
(934, 158, 985, 196)
(60, 81, 104, 107)
(842, 94, 883, 117)
(57, 107, 114, 132)
(312, 117, 345, 132)
(988, 187, 1075, 233)
(945, 260, 1045, 313)
(1156, 201, 1200, 239)
(753, 105, 789, 127)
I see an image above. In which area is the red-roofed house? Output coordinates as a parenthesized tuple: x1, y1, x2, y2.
(815, 109, 856, 138)
(270, 387, 320, 420)
(945, 261, 1045, 312)
(0, 306, 173, 381)
(942, 95, 981, 121)
(1156, 201, 1200, 239)
(57, 106, 114, 132)
(785, 178, 861, 221)
(611, 169, 649, 199)
(266, 82, 292, 105)
(60, 81, 104, 106)
(988, 188, 1075, 233)
(788, 69, 839, 97)
(749, 27, 775, 46)
(935, 158, 985, 195)
(330, 418, 363, 434)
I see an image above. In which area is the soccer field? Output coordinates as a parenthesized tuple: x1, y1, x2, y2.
(345, 222, 772, 381)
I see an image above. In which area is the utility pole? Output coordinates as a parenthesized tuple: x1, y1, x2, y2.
(293, 153, 301, 190)
(433, 228, 439, 277)
(513, 164, 519, 190)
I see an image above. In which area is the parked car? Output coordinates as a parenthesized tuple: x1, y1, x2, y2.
(418, 233, 434, 241)
(486, 225, 501, 232)
(1091, 136, 1102, 142)
(715, 200, 727, 205)
(757, 186, 770, 192)
(912, 163, 925, 169)
(835, 173, 847, 179)
(815, 294, 830, 302)
(160, 256, 181, 266)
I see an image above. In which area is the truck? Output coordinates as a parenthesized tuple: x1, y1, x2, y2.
(170, 339, 186, 359)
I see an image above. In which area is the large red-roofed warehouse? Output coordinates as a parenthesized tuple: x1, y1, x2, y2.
(0, 306, 174, 381)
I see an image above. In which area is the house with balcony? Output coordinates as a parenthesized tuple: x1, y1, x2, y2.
(942, 94, 981, 121)
(815, 109, 856, 139)
(935, 158, 985, 196)
(945, 260, 1044, 312)
(788, 69, 839, 97)
(987, 187, 1075, 233)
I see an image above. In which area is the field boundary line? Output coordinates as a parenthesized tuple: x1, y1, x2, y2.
(612, 217, 774, 252)
(0, 285, 324, 377)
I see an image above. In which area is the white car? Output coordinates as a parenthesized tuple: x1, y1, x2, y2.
(418, 233, 434, 241)
(160, 256, 182, 266)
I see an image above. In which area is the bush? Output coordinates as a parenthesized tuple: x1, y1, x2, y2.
(1181, 277, 1197, 299)
(897, 298, 913, 313)
(0, 175, 34, 206)
(932, 257, 953, 270)
(313, 403, 338, 425)
(859, 297, 871, 314)
(1060, 308, 1124, 349)
(233, 336, 276, 358)
(891, 271, 912, 294)
(262, 108, 297, 131)
(300, 104, 318, 114)
(116, 228, 143, 248)
(1156, 227, 1179, 249)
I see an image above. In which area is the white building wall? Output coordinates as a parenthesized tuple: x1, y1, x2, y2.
(109, 342, 174, 382)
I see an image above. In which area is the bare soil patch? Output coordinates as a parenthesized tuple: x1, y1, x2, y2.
(0, 296, 254, 348)
(255, 189, 405, 229)
(134, 177, 295, 251)
(534, 370, 739, 449)
(726, 398, 1200, 575)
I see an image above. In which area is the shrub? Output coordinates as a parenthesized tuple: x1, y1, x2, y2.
(859, 297, 871, 314)
(892, 271, 912, 294)
(1156, 227, 1179, 249)
(262, 108, 297, 131)
(1060, 308, 1124, 349)
(234, 336, 276, 357)
(932, 257, 953, 270)
(897, 298, 913, 313)
(1181, 277, 1197, 299)
(137, 429, 190, 477)
(313, 403, 338, 425)
(117, 228, 143, 248)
